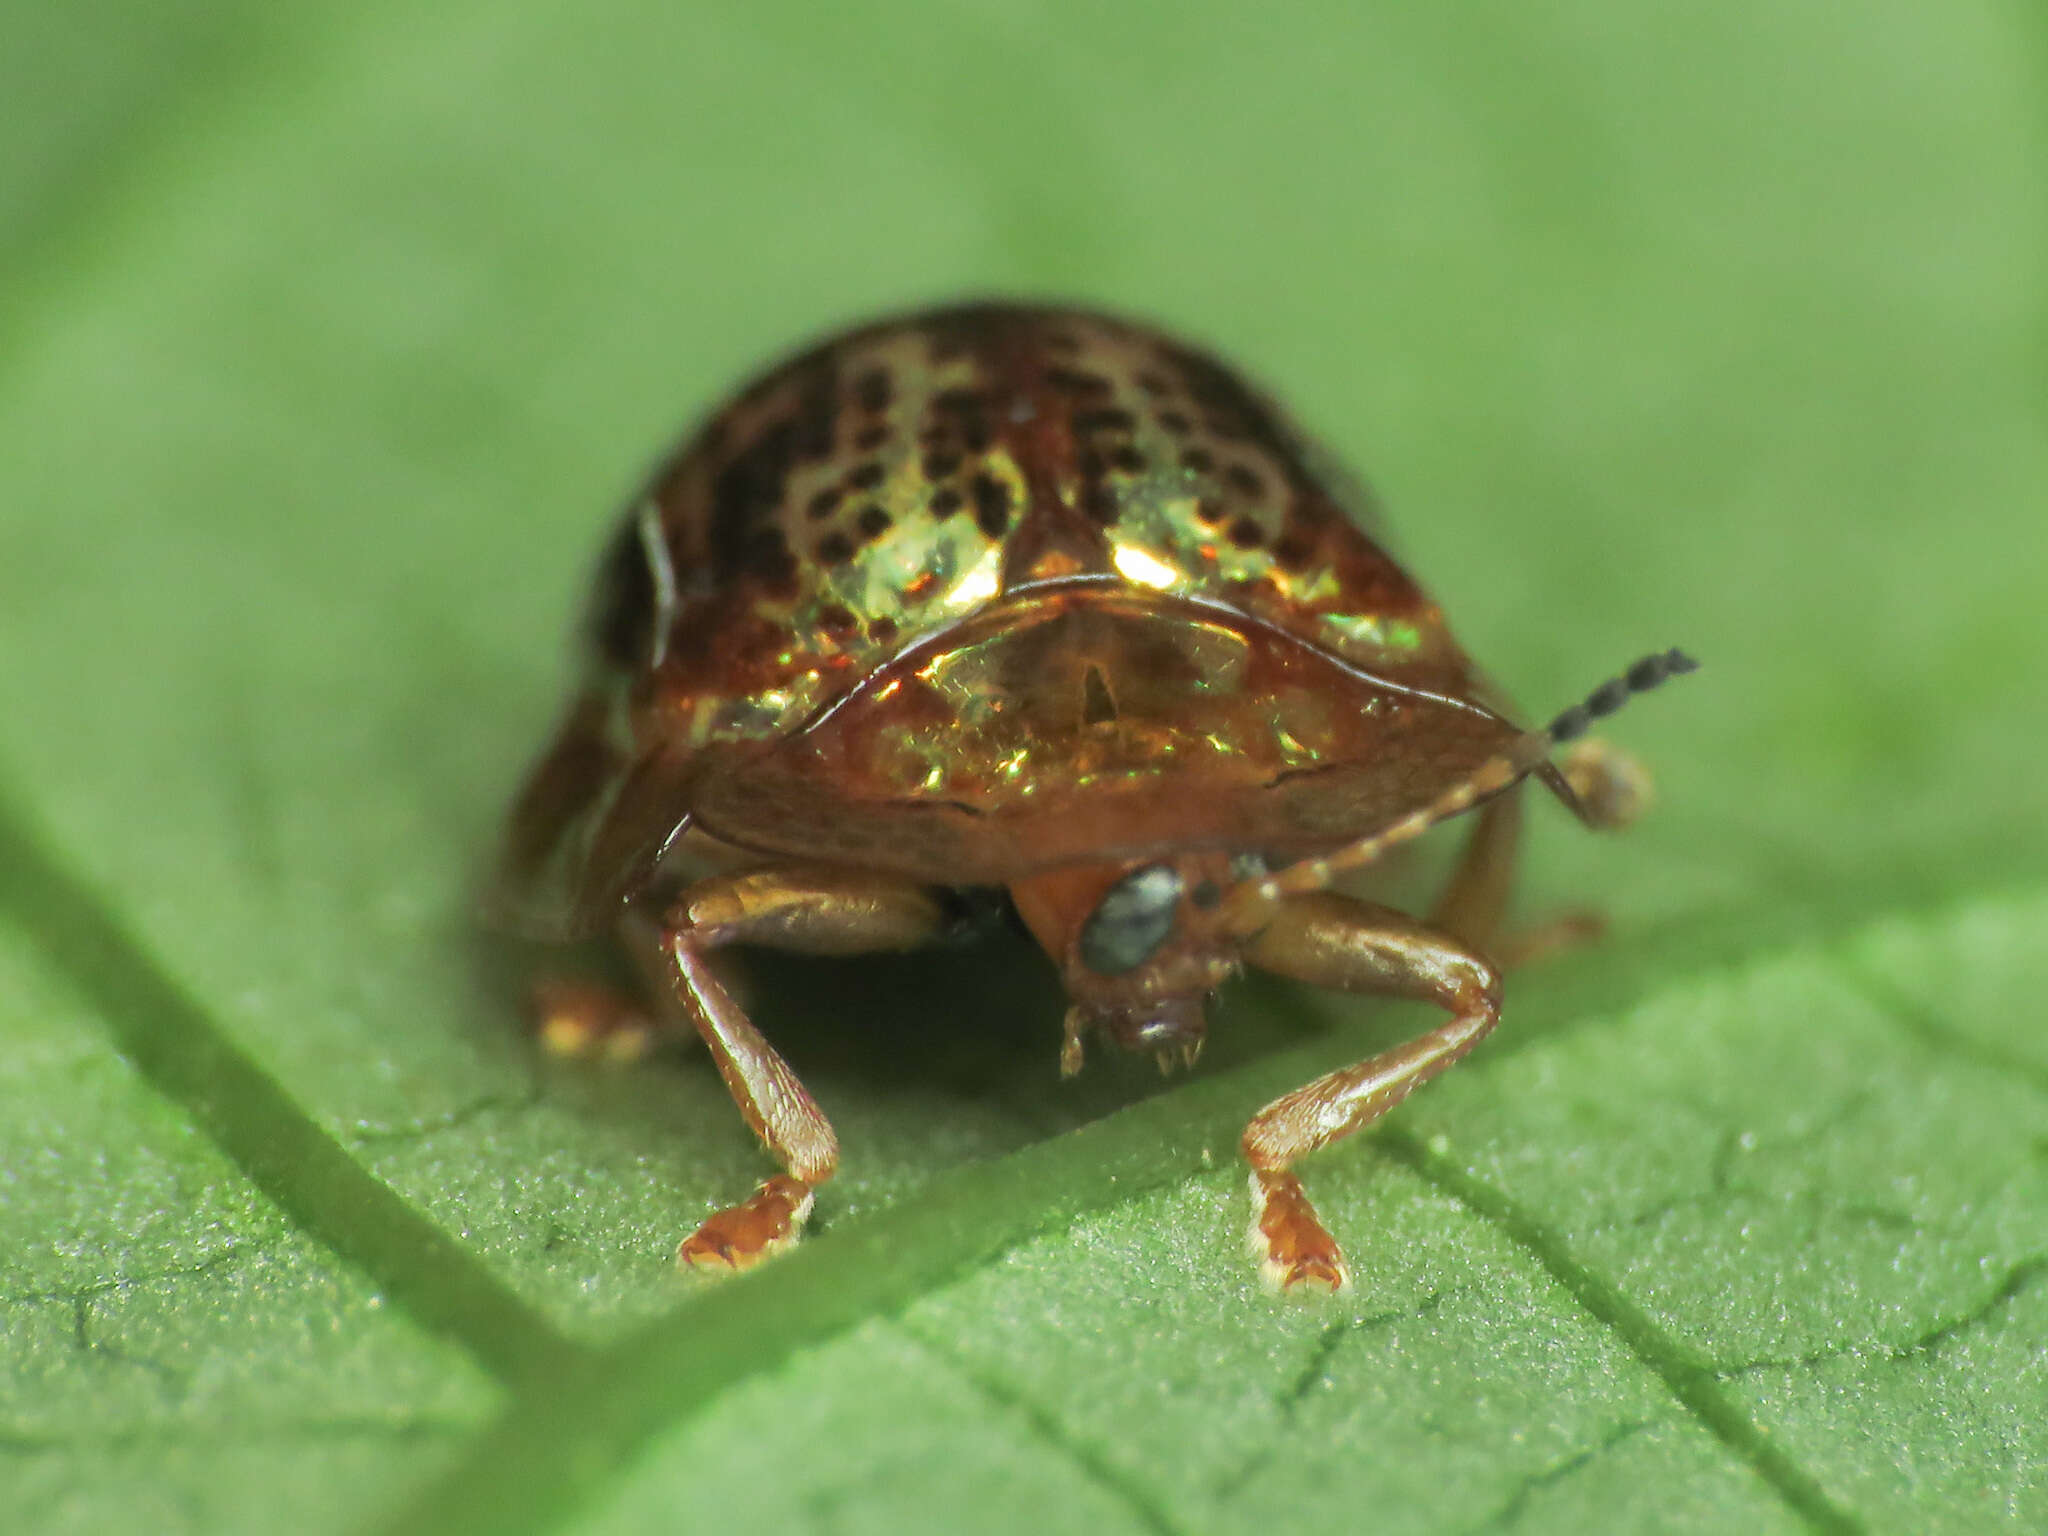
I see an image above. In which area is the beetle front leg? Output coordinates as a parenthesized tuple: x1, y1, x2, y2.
(658, 866, 951, 1273)
(1240, 894, 1502, 1292)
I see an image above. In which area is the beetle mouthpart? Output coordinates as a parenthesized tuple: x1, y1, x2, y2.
(1059, 1007, 1088, 1079)
(1153, 1041, 1204, 1076)
(1088, 994, 1208, 1062)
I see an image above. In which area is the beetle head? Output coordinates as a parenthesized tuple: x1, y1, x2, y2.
(1009, 854, 1245, 1077)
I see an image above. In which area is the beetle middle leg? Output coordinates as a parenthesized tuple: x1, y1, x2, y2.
(532, 909, 696, 1064)
(1240, 894, 1502, 1292)
(1426, 780, 1593, 967)
(657, 864, 952, 1273)
(1427, 780, 1523, 953)
(1433, 739, 1656, 971)
(1504, 738, 1659, 966)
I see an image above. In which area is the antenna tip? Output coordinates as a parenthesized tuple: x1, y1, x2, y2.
(1548, 647, 1699, 743)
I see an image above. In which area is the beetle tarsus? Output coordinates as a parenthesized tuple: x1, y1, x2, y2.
(677, 1176, 816, 1272)
(1238, 895, 1501, 1293)
(1248, 1169, 1349, 1293)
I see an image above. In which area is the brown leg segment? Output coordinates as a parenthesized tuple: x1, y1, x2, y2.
(1241, 894, 1502, 1292)
(533, 909, 696, 1064)
(1420, 777, 1592, 969)
(657, 865, 950, 1273)
(1428, 781, 1523, 954)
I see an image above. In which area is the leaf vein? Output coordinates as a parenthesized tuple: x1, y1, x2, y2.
(0, 792, 585, 1391)
(901, 1324, 1189, 1536)
(1458, 1417, 1657, 1536)
(1712, 1255, 2048, 1379)
(1378, 1129, 1868, 1536)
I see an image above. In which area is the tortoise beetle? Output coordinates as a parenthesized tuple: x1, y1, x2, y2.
(496, 303, 1694, 1290)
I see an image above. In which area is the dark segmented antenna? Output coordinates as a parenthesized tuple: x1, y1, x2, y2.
(1219, 649, 1699, 934)
(1546, 647, 1698, 744)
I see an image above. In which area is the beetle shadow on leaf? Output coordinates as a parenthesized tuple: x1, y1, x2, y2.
(736, 935, 1325, 1123)
(466, 918, 1334, 1170)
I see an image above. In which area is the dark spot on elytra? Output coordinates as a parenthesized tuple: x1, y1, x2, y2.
(1157, 410, 1191, 435)
(1182, 446, 1215, 474)
(741, 528, 801, 597)
(1271, 534, 1314, 572)
(848, 461, 886, 491)
(707, 355, 840, 581)
(930, 387, 996, 454)
(1072, 406, 1136, 436)
(1111, 445, 1146, 475)
(923, 449, 961, 480)
(818, 603, 860, 636)
(795, 370, 838, 460)
(1084, 483, 1120, 523)
(1226, 463, 1265, 498)
(711, 406, 805, 582)
(857, 505, 893, 540)
(1046, 366, 1112, 398)
(931, 486, 963, 517)
(815, 531, 856, 566)
(921, 305, 1019, 362)
(1078, 448, 1106, 479)
(807, 487, 842, 520)
(869, 615, 899, 645)
(854, 368, 892, 413)
(1163, 342, 1300, 473)
(970, 473, 1011, 538)
(1047, 330, 1082, 354)
(1226, 517, 1264, 549)
(854, 423, 889, 452)
(1194, 496, 1227, 526)
(1136, 371, 1170, 396)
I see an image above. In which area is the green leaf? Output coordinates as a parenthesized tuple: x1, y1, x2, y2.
(3, 3, 2043, 1534)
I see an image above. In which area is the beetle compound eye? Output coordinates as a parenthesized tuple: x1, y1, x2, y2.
(1078, 864, 1185, 976)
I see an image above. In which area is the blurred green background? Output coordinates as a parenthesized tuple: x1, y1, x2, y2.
(2, 3, 2044, 1534)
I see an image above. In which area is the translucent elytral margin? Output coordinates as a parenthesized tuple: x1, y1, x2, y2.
(1221, 650, 1700, 932)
